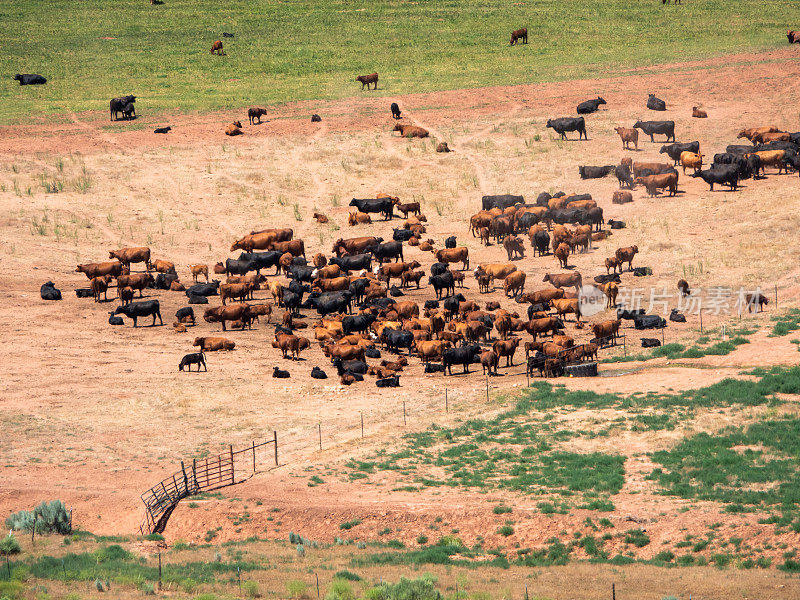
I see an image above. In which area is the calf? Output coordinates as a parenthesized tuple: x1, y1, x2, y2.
(225, 121, 243, 136)
(190, 264, 209, 282)
(614, 127, 638, 150)
(109, 95, 135, 120)
(634, 172, 678, 197)
(391, 102, 402, 119)
(248, 107, 267, 124)
(90, 275, 112, 302)
(40, 281, 61, 301)
(179, 353, 207, 372)
(692, 106, 707, 118)
(356, 72, 378, 90)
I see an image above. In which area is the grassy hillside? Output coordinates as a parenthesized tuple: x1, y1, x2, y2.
(0, 0, 796, 121)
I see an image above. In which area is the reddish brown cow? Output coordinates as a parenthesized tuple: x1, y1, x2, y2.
(109, 247, 150, 267)
(76, 261, 126, 279)
(204, 303, 249, 331)
(211, 40, 224, 55)
(116, 273, 154, 297)
(614, 127, 638, 150)
(435, 247, 469, 270)
(194, 337, 235, 351)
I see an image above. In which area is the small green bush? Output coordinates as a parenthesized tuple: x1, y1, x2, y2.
(498, 525, 514, 537)
(492, 505, 512, 514)
(624, 529, 650, 547)
(242, 580, 260, 598)
(339, 519, 362, 531)
(325, 579, 354, 600)
(416, 535, 429, 545)
(335, 570, 361, 581)
(286, 579, 309, 598)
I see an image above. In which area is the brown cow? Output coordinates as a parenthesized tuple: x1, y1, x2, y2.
(147, 258, 175, 273)
(597, 281, 618, 308)
(605, 257, 620, 274)
(677, 279, 691, 297)
(680, 151, 703, 174)
(323, 343, 365, 362)
(435, 247, 469, 270)
(417, 340, 452, 364)
(194, 337, 235, 351)
(190, 264, 209, 282)
(502, 271, 526, 298)
(503, 236, 525, 261)
(747, 150, 787, 173)
(480, 350, 499, 375)
(789, 30, 800, 44)
(510, 27, 528, 45)
(220, 282, 254, 305)
(475, 263, 516, 282)
(543, 272, 582, 293)
(396, 202, 421, 217)
(356, 72, 378, 90)
(333, 236, 379, 257)
(519, 288, 565, 305)
(271, 239, 305, 257)
(631, 162, 673, 178)
(592, 320, 621, 345)
(248, 107, 267, 125)
(225, 122, 243, 136)
(737, 126, 780, 142)
(524, 317, 563, 341)
(615, 246, 638, 271)
(204, 303, 249, 331)
(614, 127, 638, 150)
(109, 247, 150, 267)
(76, 261, 126, 279)
(314, 264, 343, 279)
(211, 40, 224, 55)
(118, 286, 134, 306)
(231, 231, 276, 252)
(90, 275, 112, 302)
(273, 333, 310, 359)
(116, 273, 154, 297)
(393, 123, 429, 138)
(552, 298, 581, 322)
(554, 242, 570, 269)
(692, 106, 708, 118)
(612, 190, 633, 204)
(635, 172, 678, 197)
(348, 211, 372, 226)
(493, 337, 520, 367)
(313, 212, 329, 224)
(312, 253, 327, 269)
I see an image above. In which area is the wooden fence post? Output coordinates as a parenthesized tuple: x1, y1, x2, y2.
(485, 377, 489, 401)
(252, 441, 256, 473)
(230, 445, 235, 484)
(316, 573, 320, 599)
(31, 514, 36, 545)
(273, 430, 278, 466)
(403, 401, 406, 426)
(445, 388, 448, 412)
(361, 412, 364, 438)
(612, 583, 615, 600)
(318, 423, 322, 451)
(158, 551, 162, 590)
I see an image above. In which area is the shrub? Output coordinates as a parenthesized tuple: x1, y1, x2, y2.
(296, 544, 306, 557)
(141, 582, 155, 595)
(492, 505, 512, 514)
(416, 535, 429, 545)
(386, 540, 405, 549)
(335, 570, 361, 581)
(364, 575, 439, 600)
(286, 580, 309, 598)
(325, 579, 354, 600)
(0, 581, 24, 600)
(498, 525, 514, 537)
(242, 580, 260, 598)
(624, 529, 650, 547)
(339, 519, 362, 530)
(435, 535, 463, 547)
(6, 501, 71, 534)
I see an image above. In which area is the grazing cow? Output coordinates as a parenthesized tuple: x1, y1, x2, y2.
(737, 126, 780, 142)
(176, 306, 196, 325)
(109, 247, 150, 267)
(190, 264, 209, 282)
(690, 165, 739, 191)
(612, 190, 633, 204)
(90, 275, 113, 302)
(248, 107, 267, 124)
(615, 164, 634, 189)
(510, 28, 528, 45)
(543, 272, 582, 292)
(356, 72, 378, 90)
(390, 102, 402, 119)
(117, 273, 155, 297)
(546, 117, 587, 140)
(194, 336, 235, 351)
(333, 236, 381, 257)
(633, 120, 675, 142)
(109, 95, 135, 121)
(677, 279, 691, 297)
(393, 123, 429, 138)
(579, 165, 616, 179)
(592, 319, 621, 345)
(680, 151, 703, 174)
(272, 332, 310, 359)
(114, 300, 162, 327)
(331, 253, 372, 273)
(179, 353, 207, 372)
(211, 40, 224, 55)
(692, 106, 707, 118)
(220, 282, 254, 305)
(614, 127, 639, 150)
(646, 94, 666, 111)
(14, 74, 47, 85)
(40, 281, 61, 301)
(396, 202, 421, 217)
(751, 131, 791, 145)
(435, 247, 469, 270)
(524, 316, 565, 340)
(634, 172, 678, 197)
(789, 30, 800, 44)
(746, 292, 769, 312)
(577, 97, 606, 114)
(615, 246, 638, 271)
(503, 271, 526, 297)
(225, 121, 243, 136)
(373, 241, 404, 263)
(660, 141, 700, 164)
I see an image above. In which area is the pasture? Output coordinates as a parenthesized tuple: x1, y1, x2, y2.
(3, 2, 800, 598)
(1, 0, 799, 123)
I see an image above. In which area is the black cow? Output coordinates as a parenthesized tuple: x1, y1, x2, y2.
(281, 290, 302, 315)
(442, 344, 482, 375)
(342, 313, 376, 335)
(546, 117, 587, 140)
(333, 358, 368, 376)
(272, 367, 290, 378)
(75, 288, 94, 298)
(634, 314, 666, 330)
(311, 114, 322, 122)
(239, 251, 282, 275)
(110, 95, 136, 121)
(726, 144, 754, 155)
(646, 94, 666, 111)
(576, 97, 606, 114)
(14, 74, 47, 85)
(330, 253, 371, 273)
(121, 103, 136, 120)
(393, 228, 415, 242)
(579, 165, 615, 179)
(755, 141, 799, 154)
(108, 313, 125, 325)
(424, 363, 446, 373)
(390, 285, 404, 297)
(288, 265, 316, 282)
(176, 307, 196, 324)
(669, 309, 686, 323)
(633, 120, 675, 142)
(40, 281, 61, 301)
(188, 295, 209, 304)
(615, 164, 634, 189)
(179, 353, 207, 372)
(311, 366, 328, 379)
(376, 375, 400, 387)
(617, 308, 645, 320)
(114, 300, 162, 327)
(429, 271, 455, 299)
(391, 102, 402, 119)
(349, 198, 394, 220)
(155, 272, 178, 290)
(659, 141, 700, 164)
(445, 236, 456, 249)
(154, 126, 172, 134)
(430, 262, 449, 276)
(309, 291, 352, 316)
(536, 191, 552, 207)
(185, 281, 220, 297)
(442, 293, 466, 316)
(527, 303, 551, 320)
(690, 165, 739, 191)
(225, 258, 256, 276)
(348, 278, 370, 304)
(608, 219, 625, 229)
(424, 299, 440, 310)
(714, 153, 757, 180)
(641, 338, 661, 348)
(532, 230, 550, 256)
(373, 241, 403, 263)
(594, 274, 621, 285)
(382, 329, 414, 353)
(481, 194, 524, 210)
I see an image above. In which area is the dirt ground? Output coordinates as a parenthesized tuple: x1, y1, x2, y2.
(2, 47, 800, 566)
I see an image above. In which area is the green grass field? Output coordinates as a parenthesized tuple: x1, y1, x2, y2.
(1, 0, 797, 123)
